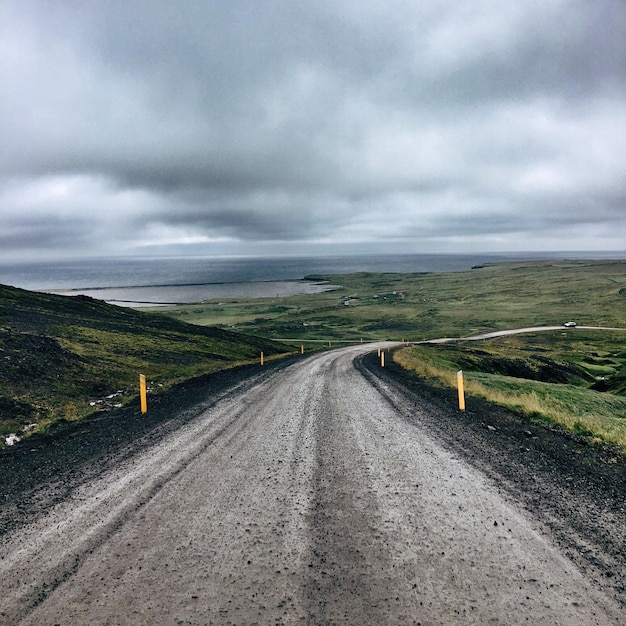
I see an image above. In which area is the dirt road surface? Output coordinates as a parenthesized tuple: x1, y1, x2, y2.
(1, 344, 623, 624)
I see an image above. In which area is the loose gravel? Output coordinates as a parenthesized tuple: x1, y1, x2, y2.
(0, 345, 624, 624)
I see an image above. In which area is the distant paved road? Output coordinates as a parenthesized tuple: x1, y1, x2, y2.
(0, 344, 621, 624)
(424, 324, 626, 344)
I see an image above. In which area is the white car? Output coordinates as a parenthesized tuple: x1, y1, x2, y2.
(563, 321, 577, 327)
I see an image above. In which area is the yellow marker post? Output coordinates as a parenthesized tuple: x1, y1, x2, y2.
(457, 370, 465, 411)
(301, 345, 304, 354)
(381, 351, 385, 367)
(260, 352, 264, 365)
(377, 347, 381, 357)
(139, 374, 147, 414)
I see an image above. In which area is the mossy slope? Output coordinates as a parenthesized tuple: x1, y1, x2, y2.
(0, 284, 292, 435)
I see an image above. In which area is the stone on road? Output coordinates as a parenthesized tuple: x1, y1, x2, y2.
(1, 345, 620, 624)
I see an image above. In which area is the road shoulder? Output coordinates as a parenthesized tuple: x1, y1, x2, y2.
(357, 349, 626, 609)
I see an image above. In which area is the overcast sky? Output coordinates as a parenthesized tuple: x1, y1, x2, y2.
(1, 0, 625, 261)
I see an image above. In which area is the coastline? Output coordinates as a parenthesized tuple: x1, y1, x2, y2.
(44, 279, 338, 307)
(2, 252, 625, 307)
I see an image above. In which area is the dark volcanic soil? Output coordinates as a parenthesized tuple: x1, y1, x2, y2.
(1, 348, 625, 612)
(0, 356, 299, 537)
(358, 350, 626, 608)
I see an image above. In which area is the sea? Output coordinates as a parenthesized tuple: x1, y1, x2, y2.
(0, 252, 623, 307)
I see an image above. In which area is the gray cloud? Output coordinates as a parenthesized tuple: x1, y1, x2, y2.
(1, 0, 625, 261)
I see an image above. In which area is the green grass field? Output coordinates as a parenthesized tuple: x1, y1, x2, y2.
(155, 259, 626, 449)
(157, 259, 626, 342)
(3, 259, 625, 449)
(395, 330, 626, 450)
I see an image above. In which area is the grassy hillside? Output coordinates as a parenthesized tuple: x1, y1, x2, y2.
(395, 330, 626, 450)
(155, 259, 626, 449)
(157, 259, 626, 341)
(0, 284, 293, 439)
(4, 260, 625, 449)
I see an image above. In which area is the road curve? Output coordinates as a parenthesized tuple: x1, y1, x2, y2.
(424, 324, 626, 344)
(0, 344, 621, 625)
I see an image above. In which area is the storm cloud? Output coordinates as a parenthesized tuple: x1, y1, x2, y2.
(1, 0, 625, 260)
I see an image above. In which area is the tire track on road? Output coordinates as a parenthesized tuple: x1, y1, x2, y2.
(1, 345, 622, 625)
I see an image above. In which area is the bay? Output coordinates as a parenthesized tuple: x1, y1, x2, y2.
(1, 252, 623, 306)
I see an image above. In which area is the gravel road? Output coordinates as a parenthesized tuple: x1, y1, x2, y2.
(1, 344, 623, 625)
